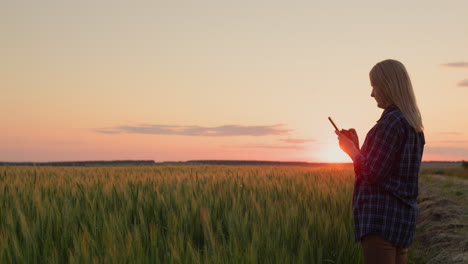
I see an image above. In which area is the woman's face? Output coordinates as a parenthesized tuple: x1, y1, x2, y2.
(371, 85, 386, 109)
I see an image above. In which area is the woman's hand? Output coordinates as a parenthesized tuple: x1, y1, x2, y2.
(335, 129, 360, 161)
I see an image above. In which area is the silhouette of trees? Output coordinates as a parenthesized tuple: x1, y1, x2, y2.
(462, 160, 468, 169)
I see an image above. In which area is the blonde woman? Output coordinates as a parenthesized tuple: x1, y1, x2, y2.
(335, 59, 425, 264)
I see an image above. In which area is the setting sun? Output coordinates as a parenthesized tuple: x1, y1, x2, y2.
(320, 144, 351, 163)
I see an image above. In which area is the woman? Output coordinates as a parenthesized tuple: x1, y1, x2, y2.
(335, 59, 425, 264)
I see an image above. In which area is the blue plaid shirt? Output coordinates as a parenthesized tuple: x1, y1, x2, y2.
(352, 105, 425, 248)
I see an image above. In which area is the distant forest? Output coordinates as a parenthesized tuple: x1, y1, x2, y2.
(0, 160, 352, 167)
(0, 160, 461, 167)
(0, 160, 156, 167)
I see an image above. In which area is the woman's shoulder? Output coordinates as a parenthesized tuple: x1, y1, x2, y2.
(378, 106, 424, 141)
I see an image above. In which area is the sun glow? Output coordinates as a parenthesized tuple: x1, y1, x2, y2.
(320, 144, 351, 163)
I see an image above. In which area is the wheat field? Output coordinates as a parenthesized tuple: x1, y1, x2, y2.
(0, 165, 362, 263)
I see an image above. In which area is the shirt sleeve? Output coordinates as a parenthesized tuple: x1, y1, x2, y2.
(352, 119, 403, 184)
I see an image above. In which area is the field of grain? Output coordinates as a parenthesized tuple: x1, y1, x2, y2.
(0, 165, 362, 263)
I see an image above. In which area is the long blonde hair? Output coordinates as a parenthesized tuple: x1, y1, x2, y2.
(370, 59, 424, 132)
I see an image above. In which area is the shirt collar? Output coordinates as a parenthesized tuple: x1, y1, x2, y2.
(377, 104, 399, 123)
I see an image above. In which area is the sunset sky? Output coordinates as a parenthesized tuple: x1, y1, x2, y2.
(2, 0, 468, 162)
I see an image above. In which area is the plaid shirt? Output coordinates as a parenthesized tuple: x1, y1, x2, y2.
(352, 105, 425, 248)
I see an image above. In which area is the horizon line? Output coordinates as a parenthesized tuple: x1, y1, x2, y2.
(0, 159, 465, 164)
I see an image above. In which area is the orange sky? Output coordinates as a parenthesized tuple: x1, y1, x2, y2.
(1, 1, 468, 162)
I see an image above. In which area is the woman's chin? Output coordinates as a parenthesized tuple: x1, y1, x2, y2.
(377, 103, 386, 109)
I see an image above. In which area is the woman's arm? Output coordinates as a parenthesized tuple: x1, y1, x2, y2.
(346, 120, 403, 184)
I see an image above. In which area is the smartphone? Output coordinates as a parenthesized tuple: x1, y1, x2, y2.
(328, 117, 339, 131)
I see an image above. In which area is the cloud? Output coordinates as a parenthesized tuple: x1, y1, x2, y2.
(279, 138, 316, 144)
(440, 63, 468, 87)
(441, 62, 468, 68)
(224, 144, 305, 150)
(95, 129, 122, 134)
(432, 140, 468, 144)
(97, 124, 292, 137)
(457, 79, 468, 87)
(53, 141, 82, 145)
(425, 146, 468, 156)
(436, 132, 463, 136)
